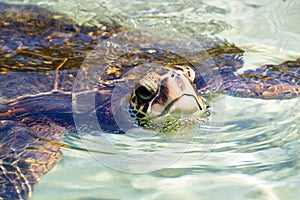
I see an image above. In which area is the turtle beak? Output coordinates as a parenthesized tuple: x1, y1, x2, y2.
(148, 69, 206, 121)
(129, 67, 207, 128)
(160, 94, 205, 117)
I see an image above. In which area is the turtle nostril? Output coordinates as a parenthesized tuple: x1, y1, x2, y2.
(135, 86, 154, 100)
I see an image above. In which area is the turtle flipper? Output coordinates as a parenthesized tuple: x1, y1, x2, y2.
(226, 59, 300, 99)
(0, 117, 66, 199)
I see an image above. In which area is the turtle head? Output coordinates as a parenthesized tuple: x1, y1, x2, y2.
(129, 65, 207, 131)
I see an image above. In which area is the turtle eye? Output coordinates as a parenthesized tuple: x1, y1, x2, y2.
(135, 86, 154, 100)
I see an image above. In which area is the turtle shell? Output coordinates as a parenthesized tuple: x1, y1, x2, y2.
(0, 28, 221, 133)
(1, 0, 238, 134)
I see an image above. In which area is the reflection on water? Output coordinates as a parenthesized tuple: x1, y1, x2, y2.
(32, 96, 300, 200)
(1, 0, 298, 199)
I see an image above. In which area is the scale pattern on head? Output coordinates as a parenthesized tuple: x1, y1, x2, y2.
(128, 64, 207, 131)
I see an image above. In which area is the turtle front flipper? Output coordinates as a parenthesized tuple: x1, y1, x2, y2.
(0, 117, 68, 199)
(226, 59, 300, 99)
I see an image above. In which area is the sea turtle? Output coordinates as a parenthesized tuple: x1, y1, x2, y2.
(0, 2, 299, 199)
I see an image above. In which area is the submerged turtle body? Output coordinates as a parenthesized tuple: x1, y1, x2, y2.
(0, 2, 300, 199)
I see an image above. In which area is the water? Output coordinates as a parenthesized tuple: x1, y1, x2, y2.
(31, 96, 300, 200)
(1, 0, 300, 199)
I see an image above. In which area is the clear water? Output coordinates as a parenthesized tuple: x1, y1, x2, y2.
(1, 0, 300, 199)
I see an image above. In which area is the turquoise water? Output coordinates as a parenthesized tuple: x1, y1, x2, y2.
(32, 97, 300, 200)
(1, 0, 299, 199)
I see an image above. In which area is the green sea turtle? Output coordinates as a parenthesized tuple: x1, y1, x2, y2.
(0, 2, 299, 199)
